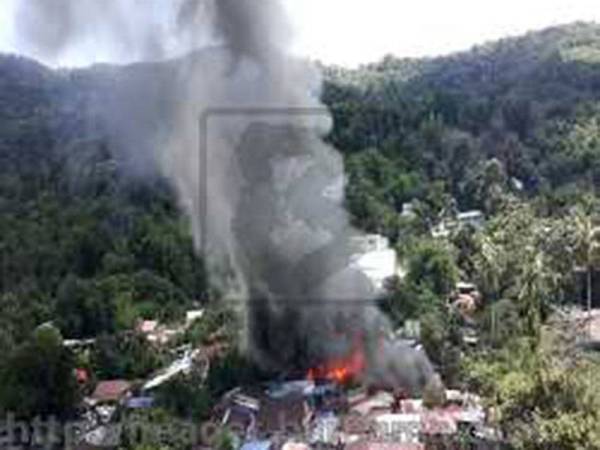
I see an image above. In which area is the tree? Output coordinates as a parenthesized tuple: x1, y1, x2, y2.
(422, 374, 447, 409)
(92, 333, 163, 380)
(571, 206, 600, 337)
(405, 239, 459, 299)
(472, 201, 574, 341)
(411, 181, 455, 232)
(55, 275, 116, 338)
(0, 324, 79, 419)
(345, 148, 420, 238)
(482, 299, 521, 347)
(515, 251, 551, 341)
(205, 349, 267, 398)
(464, 332, 600, 450)
(420, 307, 463, 386)
(558, 114, 600, 189)
(184, 305, 237, 347)
(154, 374, 213, 420)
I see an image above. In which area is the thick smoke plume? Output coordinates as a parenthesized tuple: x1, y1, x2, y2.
(15, 0, 434, 393)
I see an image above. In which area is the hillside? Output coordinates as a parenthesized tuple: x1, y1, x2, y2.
(3, 23, 600, 434)
(324, 22, 600, 234)
(1, 22, 600, 335)
(2, 22, 600, 335)
(0, 54, 206, 344)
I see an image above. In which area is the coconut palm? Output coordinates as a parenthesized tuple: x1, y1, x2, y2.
(571, 206, 600, 338)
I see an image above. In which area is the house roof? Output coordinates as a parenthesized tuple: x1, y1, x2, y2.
(266, 380, 314, 399)
(92, 380, 132, 402)
(232, 393, 261, 412)
(399, 399, 423, 414)
(457, 211, 484, 220)
(421, 407, 463, 435)
(126, 396, 155, 409)
(281, 442, 310, 450)
(349, 392, 394, 416)
(240, 440, 271, 450)
(456, 282, 477, 291)
(137, 320, 159, 334)
(257, 394, 307, 434)
(341, 412, 374, 435)
(186, 310, 205, 322)
(224, 407, 255, 435)
(347, 442, 424, 450)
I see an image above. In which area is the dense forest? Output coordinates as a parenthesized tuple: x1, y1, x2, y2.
(3, 21, 600, 448)
(325, 22, 600, 236)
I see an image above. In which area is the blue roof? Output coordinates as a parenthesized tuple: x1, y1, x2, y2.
(125, 397, 155, 409)
(240, 440, 272, 450)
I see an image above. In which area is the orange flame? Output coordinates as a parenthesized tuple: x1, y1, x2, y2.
(307, 339, 366, 385)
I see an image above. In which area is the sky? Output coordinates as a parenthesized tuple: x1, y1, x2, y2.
(1, 0, 600, 68)
(284, 0, 600, 66)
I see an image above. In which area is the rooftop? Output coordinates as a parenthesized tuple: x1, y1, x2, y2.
(91, 380, 132, 403)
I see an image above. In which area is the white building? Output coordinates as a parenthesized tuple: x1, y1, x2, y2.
(349, 235, 398, 291)
(431, 210, 485, 238)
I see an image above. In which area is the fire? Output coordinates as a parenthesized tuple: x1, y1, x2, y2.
(307, 340, 366, 385)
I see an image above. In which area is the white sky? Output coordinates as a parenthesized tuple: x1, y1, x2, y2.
(0, 0, 17, 55)
(1, 0, 600, 67)
(284, 0, 600, 66)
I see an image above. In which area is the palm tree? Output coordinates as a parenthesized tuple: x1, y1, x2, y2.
(572, 207, 600, 339)
(517, 250, 551, 342)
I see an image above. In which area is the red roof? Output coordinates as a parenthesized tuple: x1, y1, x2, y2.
(75, 368, 89, 384)
(421, 406, 464, 435)
(92, 380, 132, 402)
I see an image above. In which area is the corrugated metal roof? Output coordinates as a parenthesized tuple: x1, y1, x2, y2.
(240, 440, 272, 450)
(92, 380, 132, 402)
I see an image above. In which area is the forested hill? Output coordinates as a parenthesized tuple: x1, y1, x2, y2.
(0, 53, 206, 348)
(2, 22, 600, 346)
(323, 22, 600, 234)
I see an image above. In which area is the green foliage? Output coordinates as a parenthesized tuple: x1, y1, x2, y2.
(92, 334, 164, 380)
(480, 299, 521, 347)
(382, 237, 463, 383)
(215, 428, 236, 450)
(345, 148, 422, 237)
(205, 349, 267, 398)
(469, 202, 572, 338)
(420, 307, 463, 386)
(324, 23, 600, 236)
(0, 60, 207, 346)
(464, 334, 600, 449)
(55, 275, 117, 338)
(154, 374, 213, 420)
(6, 22, 600, 432)
(184, 305, 237, 347)
(122, 408, 199, 450)
(0, 325, 79, 418)
(405, 239, 459, 298)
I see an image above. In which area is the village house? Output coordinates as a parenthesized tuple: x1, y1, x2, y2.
(186, 309, 206, 326)
(431, 210, 485, 238)
(349, 234, 399, 291)
(135, 309, 207, 346)
(90, 380, 133, 405)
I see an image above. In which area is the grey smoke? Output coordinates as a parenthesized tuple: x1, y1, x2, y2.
(15, 0, 178, 65)
(15, 0, 435, 393)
